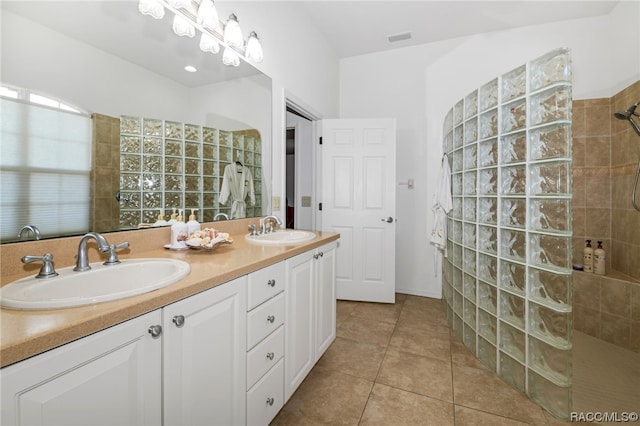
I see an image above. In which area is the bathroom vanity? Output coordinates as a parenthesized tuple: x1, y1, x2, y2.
(0, 227, 338, 426)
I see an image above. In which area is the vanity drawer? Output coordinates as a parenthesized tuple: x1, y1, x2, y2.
(246, 359, 284, 426)
(247, 325, 284, 390)
(247, 293, 284, 350)
(247, 262, 285, 311)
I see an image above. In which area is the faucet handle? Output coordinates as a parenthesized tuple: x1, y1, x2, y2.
(248, 224, 259, 236)
(104, 242, 130, 266)
(22, 252, 59, 278)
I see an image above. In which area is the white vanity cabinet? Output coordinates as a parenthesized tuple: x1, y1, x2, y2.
(0, 277, 247, 426)
(162, 276, 247, 426)
(284, 241, 337, 401)
(0, 310, 163, 426)
(245, 262, 286, 426)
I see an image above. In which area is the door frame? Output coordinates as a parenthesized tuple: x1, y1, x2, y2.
(284, 92, 323, 231)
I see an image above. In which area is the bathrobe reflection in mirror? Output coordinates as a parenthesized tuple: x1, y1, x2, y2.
(220, 162, 255, 219)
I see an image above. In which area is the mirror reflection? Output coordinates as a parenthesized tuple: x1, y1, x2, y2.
(0, 1, 272, 243)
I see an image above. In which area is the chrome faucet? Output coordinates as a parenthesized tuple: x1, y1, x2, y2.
(74, 232, 111, 272)
(18, 225, 41, 241)
(213, 212, 229, 221)
(260, 215, 282, 234)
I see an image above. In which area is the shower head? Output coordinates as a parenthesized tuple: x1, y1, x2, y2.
(614, 103, 637, 120)
(614, 101, 640, 136)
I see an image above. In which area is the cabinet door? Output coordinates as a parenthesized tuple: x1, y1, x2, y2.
(163, 277, 247, 426)
(316, 242, 337, 359)
(0, 310, 162, 426)
(284, 250, 315, 401)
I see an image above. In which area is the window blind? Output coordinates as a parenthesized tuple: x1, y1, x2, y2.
(1, 98, 91, 241)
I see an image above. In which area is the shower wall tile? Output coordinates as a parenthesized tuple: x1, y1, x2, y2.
(573, 303, 600, 337)
(631, 321, 640, 352)
(600, 312, 630, 348)
(600, 279, 632, 317)
(571, 101, 586, 138)
(584, 136, 611, 167)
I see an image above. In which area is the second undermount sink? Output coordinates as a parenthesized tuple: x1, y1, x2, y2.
(0, 258, 190, 310)
(245, 230, 317, 245)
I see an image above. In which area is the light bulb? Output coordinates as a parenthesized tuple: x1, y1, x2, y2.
(138, 0, 164, 19)
(245, 31, 263, 62)
(197, 0, 219, 30)
(222, 47, 240, 67)
(223, 14, 243, 48)
(172, 14, 195, 38)
(200, 33, 220, 54)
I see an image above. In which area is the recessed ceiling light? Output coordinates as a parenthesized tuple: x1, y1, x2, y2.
(184, 65, 197, 72)
(387, 31, 412, 43)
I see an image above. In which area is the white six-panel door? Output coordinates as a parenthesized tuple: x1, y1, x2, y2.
(321, 119, 396, 303)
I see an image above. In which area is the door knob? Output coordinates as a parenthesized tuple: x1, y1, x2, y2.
(381, 217, 394, 223)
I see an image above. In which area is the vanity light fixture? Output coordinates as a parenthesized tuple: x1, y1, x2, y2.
(138, 0, 165, 19)
(137, 0, 263, 65)
(199, 32, 220, 54)
(223, 14, 243, 48)
(196, 0, 218, 30)
(245, 31, 263, 63)
(222, 47, 240, 67)
(184, 65, 197, 72)
(172, 14, 195, 37)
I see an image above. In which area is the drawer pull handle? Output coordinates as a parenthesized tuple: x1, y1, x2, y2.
(266, 397, 274, 406)
(267, 315, 275, 324)
(172, 315, 185, 328)
(148, 325, 162, 338)
(267, 279, 276, 287)
(266, 352, 275, 360)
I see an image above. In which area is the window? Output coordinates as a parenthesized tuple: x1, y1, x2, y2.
(0, 86, 91, 241)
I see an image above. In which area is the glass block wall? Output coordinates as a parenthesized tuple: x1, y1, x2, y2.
(442, 48, 573, 419)
(119, 116, 262, 228)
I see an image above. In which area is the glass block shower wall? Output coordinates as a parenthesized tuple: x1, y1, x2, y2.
(442, 48, 573, 419)
(119, 116, 262, 228)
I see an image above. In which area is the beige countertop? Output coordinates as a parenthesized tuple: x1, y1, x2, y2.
(0, 223, 339, 368)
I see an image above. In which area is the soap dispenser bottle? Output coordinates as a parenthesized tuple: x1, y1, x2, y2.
(170, 209, 188, 249)
(187, 209, 201, 235)
(167, 208, 178, 226)
(153, 209, 169, 227)
(583, 240, 593, 273)
(594, 241, 606, 275)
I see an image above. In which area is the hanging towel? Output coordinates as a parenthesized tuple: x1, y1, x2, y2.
(430, 154, 453, 278)
(220, 163, 256, 219)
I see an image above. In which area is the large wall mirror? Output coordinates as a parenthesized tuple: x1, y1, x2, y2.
(0, 1, 272, 243)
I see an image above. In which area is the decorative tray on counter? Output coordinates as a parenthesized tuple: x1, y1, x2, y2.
(185, 229, 233, 251)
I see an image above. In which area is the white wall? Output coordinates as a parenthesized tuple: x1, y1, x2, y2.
(340, 2, 640, 298)
(217, 2, 340, 219)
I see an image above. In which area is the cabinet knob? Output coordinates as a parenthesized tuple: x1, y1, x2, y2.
(267, 279, 276, 287)
(266, 397, 274, 406)
(148, 325, 162, 338)
(172, 315, 185, 328)
(266, 352, 275, 360)
(313, 253, 320, 260)
(267, 315, 275, 324)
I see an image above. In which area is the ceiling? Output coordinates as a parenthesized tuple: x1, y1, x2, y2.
(2, 1, 620, 87)
(295, 1, 620, 58)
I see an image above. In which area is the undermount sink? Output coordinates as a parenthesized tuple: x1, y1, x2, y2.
(0, 258, 190, 310)
(245, 230, 316, 245)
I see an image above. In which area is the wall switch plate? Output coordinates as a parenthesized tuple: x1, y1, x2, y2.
(301, 196, 311, 207)
(272, 196, 281, 210)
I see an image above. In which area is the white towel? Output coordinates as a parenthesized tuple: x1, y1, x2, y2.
(430, 155, 452, 277)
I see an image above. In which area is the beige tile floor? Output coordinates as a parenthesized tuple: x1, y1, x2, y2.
(271, 294, 567, 425)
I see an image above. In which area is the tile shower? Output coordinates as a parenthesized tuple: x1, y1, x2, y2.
(442, 48, 573, 419)
(118, 117, 262, 228)
(572, 80, 640, 354)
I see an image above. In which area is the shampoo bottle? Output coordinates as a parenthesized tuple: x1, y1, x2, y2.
(170, 209, 188, 249)
(167, 208, 178, 225)
(583, 240, 593, 273)
(153, 209, 169, 227)
(594, 241, 606, 275)
(187, 209, 201, 235)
